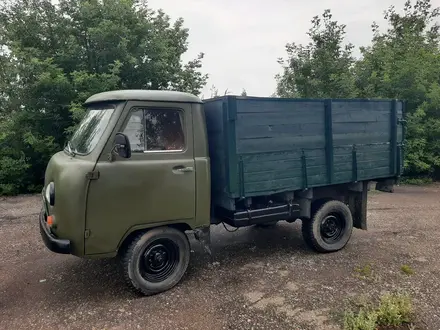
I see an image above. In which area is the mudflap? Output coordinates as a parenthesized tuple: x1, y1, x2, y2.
(348, 181, 368, 230)
(193, 225, 212, 257)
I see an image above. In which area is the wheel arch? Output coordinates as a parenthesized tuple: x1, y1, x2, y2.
(117, 222, 192, 256)
(311, 197, 333, 214)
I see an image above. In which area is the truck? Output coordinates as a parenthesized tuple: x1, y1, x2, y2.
(39, 90, 405, 295)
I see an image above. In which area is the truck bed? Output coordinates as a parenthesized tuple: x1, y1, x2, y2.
(203, 96, 404, 212)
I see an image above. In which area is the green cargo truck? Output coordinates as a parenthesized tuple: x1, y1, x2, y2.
(39, 90, 404, 295)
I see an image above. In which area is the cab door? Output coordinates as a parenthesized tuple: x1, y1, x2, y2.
(84, 101, 196, 255)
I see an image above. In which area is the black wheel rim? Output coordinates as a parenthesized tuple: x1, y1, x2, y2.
(140, 239, 180, 283)
(320, 213, 345, 244)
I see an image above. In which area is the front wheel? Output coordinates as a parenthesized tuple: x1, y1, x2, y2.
(302, 200, 353, 253)
(122, 227, 190, 295)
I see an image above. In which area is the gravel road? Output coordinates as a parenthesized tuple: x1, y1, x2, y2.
(1, 184, 440, 330)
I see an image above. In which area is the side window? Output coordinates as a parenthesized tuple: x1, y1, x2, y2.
(145, 109, 185, 151)
(122, 108, 185, 152)
(122, 109, 145, 152)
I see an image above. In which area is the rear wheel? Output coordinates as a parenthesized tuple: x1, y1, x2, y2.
(122, 227, 190, 295)
(302, 200, 353, 253)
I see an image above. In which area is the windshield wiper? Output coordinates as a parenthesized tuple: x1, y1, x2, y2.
(65, 140, 76, 157)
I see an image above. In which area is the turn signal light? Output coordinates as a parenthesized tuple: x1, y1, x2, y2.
(47, 215, 54, 227)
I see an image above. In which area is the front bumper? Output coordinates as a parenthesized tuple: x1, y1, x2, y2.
(39, 209, 71, 254)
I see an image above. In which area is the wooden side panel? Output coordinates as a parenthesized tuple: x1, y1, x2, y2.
(205, 96, 405, 210)
(333, 144, 392, 183)
(240, 149, 328, 194)
(332, 101, 392, 146)
(331, 101, 397, 184)
(235, 99, 326, 196)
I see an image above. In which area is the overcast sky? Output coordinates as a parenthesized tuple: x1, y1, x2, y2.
(146, 0, 412, 98)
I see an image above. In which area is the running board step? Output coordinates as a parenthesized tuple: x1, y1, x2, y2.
(219, 204, 301, 228)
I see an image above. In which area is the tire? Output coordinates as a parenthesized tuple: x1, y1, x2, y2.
(122, 227, 190, 296)
(302, 200, 353, 253)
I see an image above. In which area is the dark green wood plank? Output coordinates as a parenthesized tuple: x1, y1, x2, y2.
(334, 151, 389, 164)
(352, 143, 390, 152)
(333, 121, 390, 134)
(335, 150, 390, 160)
(236, 123, 325, 139)
(240, 149, 325, 162)
(236, 99, 324, 113)
(333, 111, 390, 123)
(244, 169, 302, 183)
(333, 171, 353, 183)
(308, 173, 330, 186)
(332, 101, 391, 113)
(236, 111, 324, 126)
(241, 149, 326, 173)
(358, 166, 391, 179)
(333, 166, 390, 178)
(243, 154, 327, 172)
(237, 136, 325, 154)
(243, 159, 303, 173)
(357, 158, 391, 169)
(333, 132, 391, 146)
(333, 158, 390, 171)
(244, 164, 328, 183)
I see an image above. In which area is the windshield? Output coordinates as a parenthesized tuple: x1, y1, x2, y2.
(68, 104, 115, 155)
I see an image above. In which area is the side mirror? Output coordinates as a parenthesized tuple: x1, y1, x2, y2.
(113, 133, 131, 159)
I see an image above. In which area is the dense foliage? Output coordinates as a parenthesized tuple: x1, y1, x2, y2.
(276, 0, 440, 178)
(0, 0, 207, 194)
(1, 0, 439, 195)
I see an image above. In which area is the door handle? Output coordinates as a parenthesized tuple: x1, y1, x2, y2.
(173, 166, 194, 173)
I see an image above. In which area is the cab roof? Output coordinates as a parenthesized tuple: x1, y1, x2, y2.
(84, 89, 202, 105)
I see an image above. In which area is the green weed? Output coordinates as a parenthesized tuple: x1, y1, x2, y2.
(401, 264, 415, 275)
(343, 292, 414, 330)
(343, 309, 377, 330)
(355, 263, 373, 278)
(376, 293, 413, 326)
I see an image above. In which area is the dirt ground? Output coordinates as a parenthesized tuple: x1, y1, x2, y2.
(0, 184, 440, 330)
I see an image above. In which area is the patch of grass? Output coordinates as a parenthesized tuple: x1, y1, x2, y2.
(400, 264, 415, 275)
(343, 293, 414, 330)
(376, 293, 413, 326)
(344, 309, 377, 330)
(400, 177, 432, 185)
(355, 263, 374, 278)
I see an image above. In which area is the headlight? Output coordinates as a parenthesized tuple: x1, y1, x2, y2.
(45, 182, 55, 206)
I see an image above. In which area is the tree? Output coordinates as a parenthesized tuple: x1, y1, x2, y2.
(276, 9, 357, 98)
(0, 0, 207, 194)
(355, 0, 440, 176)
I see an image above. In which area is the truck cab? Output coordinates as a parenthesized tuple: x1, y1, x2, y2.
(40, 90, 211, 294)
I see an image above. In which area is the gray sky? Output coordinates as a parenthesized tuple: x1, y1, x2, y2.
(146, 0, 418, 98)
